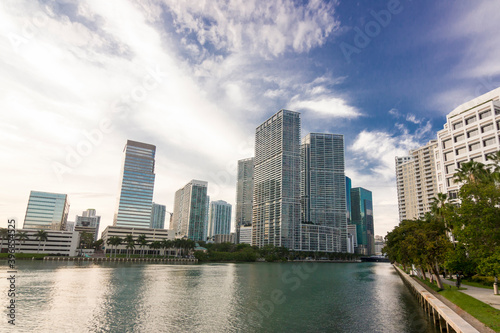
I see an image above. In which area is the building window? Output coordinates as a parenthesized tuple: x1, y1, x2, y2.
(455, 147, 466, 156)
(465, 116, 477, 125)
(479, 110, 492, 119)
(443, 139, 452, 149)
(454, 134, 465, 143)
(445, 164, 455, 174)
(483, 137, 496, 147)
(469, 142, 480, 151)
(467, 128, 478, 138)
(481, 123, 494, 133)
(452, 121, 463, 130)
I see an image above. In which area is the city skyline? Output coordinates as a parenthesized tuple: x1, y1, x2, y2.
(2, 1, 500, 238)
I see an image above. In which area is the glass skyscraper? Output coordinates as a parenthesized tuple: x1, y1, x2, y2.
(208, 200, 232, 237)
(252, 110, 301, 249)
(171, 180, 209, 241)
(23, 191, 70, 230)
(150, 203, 166, 229)
(113, 140, 156, 228)
(350, 187, 374, 255)
(235, 157, 254, 243)
(300, 133, 347, 252)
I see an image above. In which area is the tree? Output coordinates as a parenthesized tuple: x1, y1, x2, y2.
(161, 239, 172, 258)
(79, 232, 94, 255)
(16, 232, 29, 251)
(93, 239, 104, 251)
(137, 234, 148, 257)
(124, 234, 135, 258)
(150, 241, 162, 257)
(35, 230, 49, 253)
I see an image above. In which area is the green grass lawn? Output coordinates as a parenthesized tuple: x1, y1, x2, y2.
(419, 277, 500, 331)
(461, 280, 494, 290)
(440, 289, 500, 332)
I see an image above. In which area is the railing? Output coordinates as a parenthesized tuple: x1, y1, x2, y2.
(43, 257, 198, 263)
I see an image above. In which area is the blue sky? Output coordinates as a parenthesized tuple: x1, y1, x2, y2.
(1, 0, 500, 237)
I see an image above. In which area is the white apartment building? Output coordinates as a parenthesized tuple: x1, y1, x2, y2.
(13, 229, 79, 256)
(435, 87, 500, 198)
(395, 140, 438, 221)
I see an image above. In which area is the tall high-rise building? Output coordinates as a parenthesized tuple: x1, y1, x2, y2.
(300, 133, 347, 253)
(235, 157, 254, 243)
(350, 187, 374, 255)
(435, 87, 500, 198)
(75, 208, 101, 241)
(346, 176, 352, 225)
(171, 180, 209, 241)
(395, 140, 438, 222)
(23, 191, 70, 230)
(252, 110, 301, 249)
(113, 140, 156, 228)
(208, 200, 232, 238)
(150, 203, 166, 229)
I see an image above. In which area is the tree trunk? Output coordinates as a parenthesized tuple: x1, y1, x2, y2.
(420, 266, 426, 281)
(432, 263, 444, 289)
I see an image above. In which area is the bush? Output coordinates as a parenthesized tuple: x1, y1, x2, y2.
(469, 275, 495, 287)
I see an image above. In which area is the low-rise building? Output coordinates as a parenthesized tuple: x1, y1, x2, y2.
(13, 229, 79, 256)
(101, 226, 175, 256)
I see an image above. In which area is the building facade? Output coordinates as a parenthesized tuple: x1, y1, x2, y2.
(114, 140, 156, 228)
(208, 200, 232, 238)
(350, 187, 374, 255)
(13, 229, 79, 256)
(300, 133, 347, 253)
(395, 140, 438, 221)
(171, 180, 209, 242)
(239, 225, 252, 245)
(23, 191, 70, 230)
(101, 226, 174, 256)
(75, 209, 101, 241)
(150, 203, 166, 229)
(435, 87, 500, 198)
(235, 157, 254, 243)
(252, 110, 301, 249)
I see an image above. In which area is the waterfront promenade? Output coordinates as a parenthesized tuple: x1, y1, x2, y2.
(441, 278, 500, 311)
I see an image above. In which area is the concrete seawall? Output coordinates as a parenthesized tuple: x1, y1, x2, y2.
(43, 257, 198, 263)
(394, 265, 479, 333)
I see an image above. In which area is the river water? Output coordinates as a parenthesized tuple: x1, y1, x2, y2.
(1, 261, 439, 332)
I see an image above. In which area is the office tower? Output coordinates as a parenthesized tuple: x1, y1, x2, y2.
(395, 140, 438, 222)
(435, 87, 500, 198)
(113, 140, 156, 228)
(150, 203, 166, 229)
(235, 157, 254, 243)
(171, 180, 209, 241)
(346, 176, 352, 225)
(23, 191, 69, 230)
(208, 200, 232, 238)
(75, 208, 101, 241)
(347, 224, 357, 254)
(300, 133, 347, 253)
(252, 109, 301, 249)
(351, 187, 374, 255)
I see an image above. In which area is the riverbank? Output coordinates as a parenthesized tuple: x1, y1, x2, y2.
(395, 265, 497, 333)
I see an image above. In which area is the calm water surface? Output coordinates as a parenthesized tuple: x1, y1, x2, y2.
(0, 261, 439, 332)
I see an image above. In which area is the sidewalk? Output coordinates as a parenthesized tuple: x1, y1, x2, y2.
(441, 277, 500, 310)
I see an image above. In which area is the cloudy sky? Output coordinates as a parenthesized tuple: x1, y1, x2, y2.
(1, 0, 500, 238)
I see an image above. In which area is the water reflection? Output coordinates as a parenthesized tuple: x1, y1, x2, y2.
(0, 262, 439, 332)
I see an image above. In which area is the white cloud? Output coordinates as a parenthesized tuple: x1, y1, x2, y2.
(288, 95, 360, 119)
(405, 113, 421, 124)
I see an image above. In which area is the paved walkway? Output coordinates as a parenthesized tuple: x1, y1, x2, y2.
(440, 277, 500, 310)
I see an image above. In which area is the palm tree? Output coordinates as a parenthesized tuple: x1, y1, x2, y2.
(16, 232, 29, 251)
(150, 241, 161, 257)
(161, 239, 169, 258)
(0, 228, 9, 253)
(454, 160, 490, 184)
(137, 234, 148, 257)
(35, 230, 49, 253)
(107, 236, 122, 257)
(124, 234, 135, 258)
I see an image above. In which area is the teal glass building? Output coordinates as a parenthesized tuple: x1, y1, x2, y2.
(350, 187, 374, 255)
(150, 203, 166, 229)
(208, 200, 232, 237)
(171, 180, 209, 241)
(23, 191, 70, 230)
(114, 140, 156, 228)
